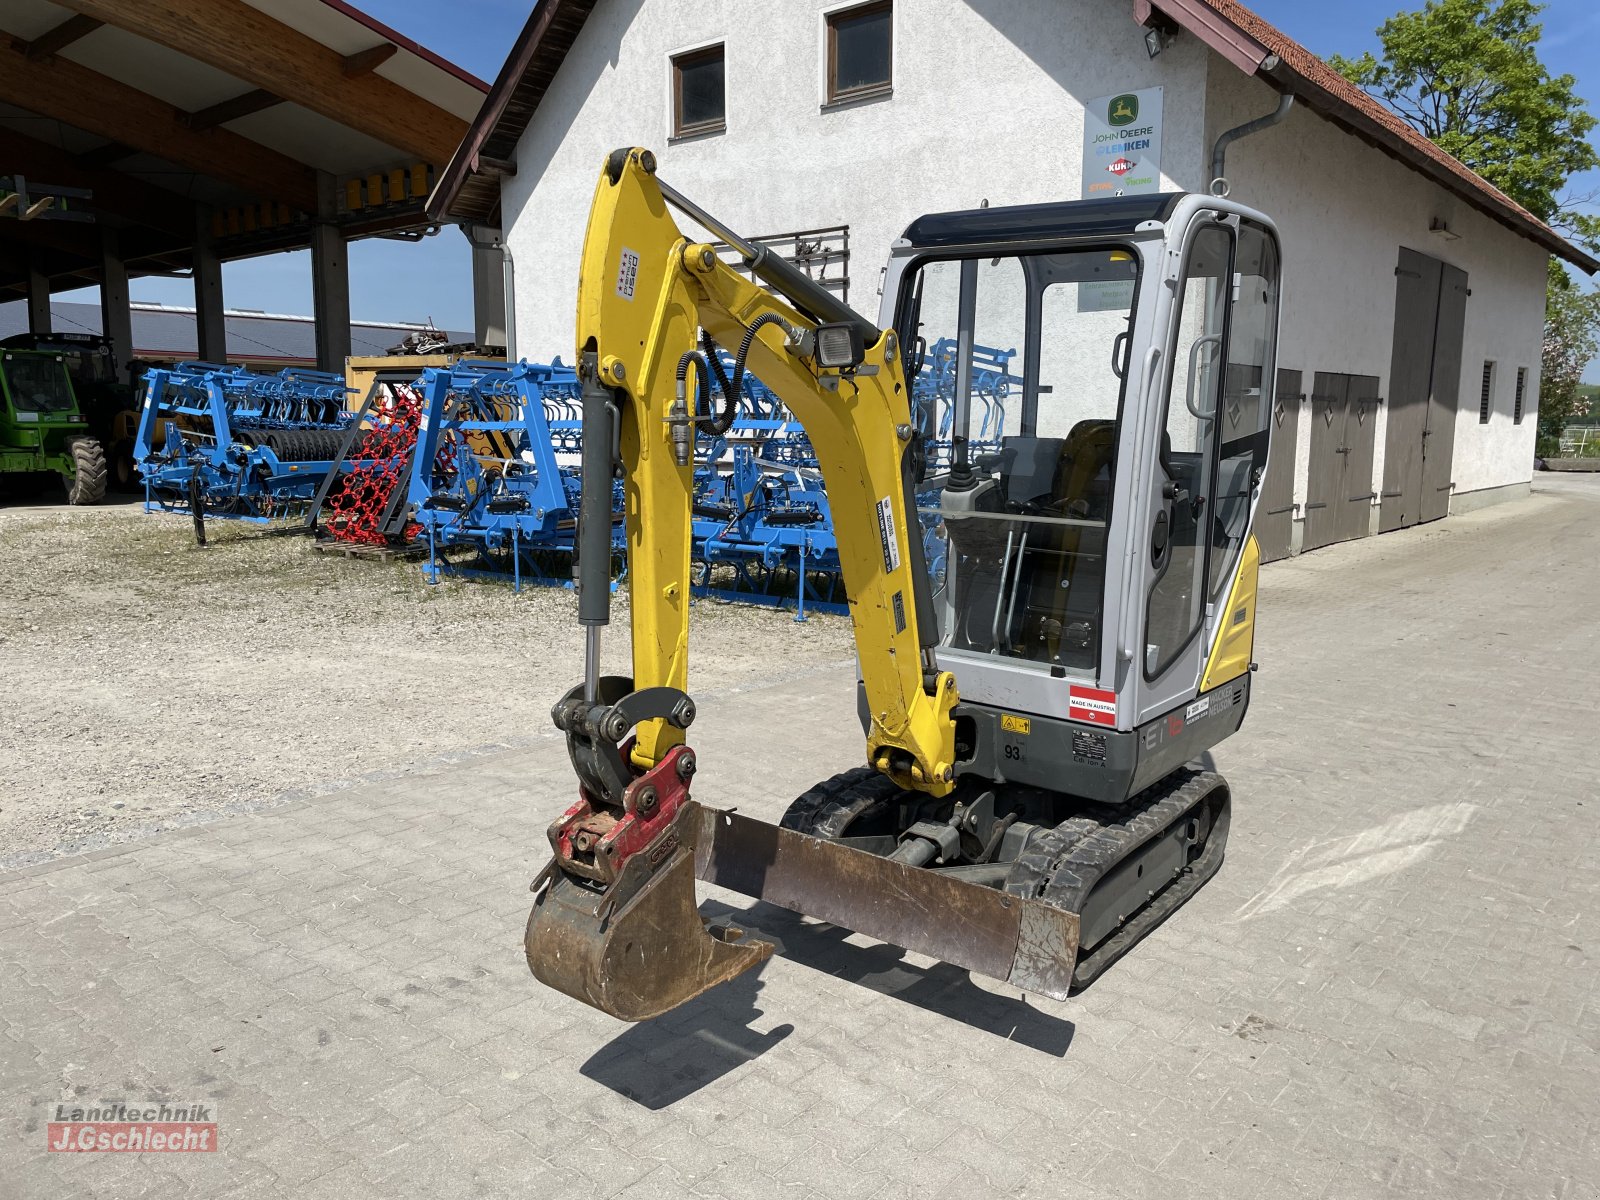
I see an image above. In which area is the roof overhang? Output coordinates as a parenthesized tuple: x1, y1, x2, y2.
(0, 0, 489, 300)
(1141, 0, 1600, 275)
(427, 0, 598, 227)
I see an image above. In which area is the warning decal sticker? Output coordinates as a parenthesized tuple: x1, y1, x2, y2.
(875, 495, 901, 574)
(1068, 685, 1117, 728)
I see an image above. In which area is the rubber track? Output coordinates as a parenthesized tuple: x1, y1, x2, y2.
(1005, 768, 1229, 992)
(780, 766, 907, 839)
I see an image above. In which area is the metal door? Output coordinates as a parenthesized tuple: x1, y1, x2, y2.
(1338, 374, 1380, 543)
(1257, 367, 1301, 562)
(1420, 264, 1468, 523)
(1302, 372, 1348, 551)
(1380, 249, 1443, 531)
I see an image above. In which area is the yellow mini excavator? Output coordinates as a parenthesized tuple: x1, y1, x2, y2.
(527, 148, 1281, 1020)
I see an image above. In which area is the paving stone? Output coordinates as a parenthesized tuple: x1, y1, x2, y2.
(5, 481, 1600, 1198)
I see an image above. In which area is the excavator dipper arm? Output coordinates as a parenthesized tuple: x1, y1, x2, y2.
(527, 149, 1076, 1020)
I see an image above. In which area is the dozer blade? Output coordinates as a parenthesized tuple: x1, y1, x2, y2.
(694, 806, 1081, 1002)
(526, 802, 774, 1022)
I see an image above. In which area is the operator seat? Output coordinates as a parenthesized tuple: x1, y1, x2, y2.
(1008, 420, 1116, 667)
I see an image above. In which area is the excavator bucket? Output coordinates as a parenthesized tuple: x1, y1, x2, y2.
(526, 801, 774, 1022)
(525, 798, 1082, 1021)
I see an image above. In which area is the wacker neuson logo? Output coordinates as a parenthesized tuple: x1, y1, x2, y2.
(46, 1100, 218, 1153)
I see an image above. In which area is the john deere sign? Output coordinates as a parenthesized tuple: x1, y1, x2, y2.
(1080, 87, 1164, 311)
(1082, 86, 1164, 199)
(1108, 94, 1140, 127)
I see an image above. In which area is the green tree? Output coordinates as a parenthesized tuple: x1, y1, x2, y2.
(1330, 0, 1600, 250)
(1540, 273, 1600, 450)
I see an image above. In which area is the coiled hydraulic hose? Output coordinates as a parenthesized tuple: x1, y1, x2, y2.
(701, 313, 796, 436)
(731, 313, 791, 417)
(700, 330, 737, 435)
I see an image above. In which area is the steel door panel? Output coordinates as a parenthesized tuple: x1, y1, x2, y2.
(1420, 264, 1468, 523)
(1380, 249, 1442, 532)
(1258, 368, 1300, 561)
(1303, 372, 1348, 551)
(1338, 374, 1380, 543)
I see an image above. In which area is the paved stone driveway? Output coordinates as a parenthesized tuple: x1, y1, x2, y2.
(4, 477, 1598, 1199)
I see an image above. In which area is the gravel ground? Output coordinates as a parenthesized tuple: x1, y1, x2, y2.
(0, 501, 854, 867)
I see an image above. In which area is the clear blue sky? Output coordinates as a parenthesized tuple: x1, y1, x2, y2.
(59, 0, 1600, 374)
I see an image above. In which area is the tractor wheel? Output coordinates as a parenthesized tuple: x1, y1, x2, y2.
(111, 437, 140, 493)
(63, 436, 108, 506)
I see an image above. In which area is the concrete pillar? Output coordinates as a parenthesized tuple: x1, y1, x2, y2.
(26, 257, 51, 335)
(99, 227, 134, 384)
(193, 208, 227, 364)
(466, 224, 508, 353)
(311, 171, 350, 373)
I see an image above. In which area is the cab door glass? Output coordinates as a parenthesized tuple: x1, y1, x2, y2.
(897, 247, 1138, 674)
(1208, 223, 1279, 599)
(1146, 224, 1233, 679)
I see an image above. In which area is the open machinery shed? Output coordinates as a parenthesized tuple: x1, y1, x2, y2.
(0, 0, 495, 376)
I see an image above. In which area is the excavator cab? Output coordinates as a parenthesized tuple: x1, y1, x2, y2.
(888, 193, 1280, 775)
(526, 150, 1280, 1020)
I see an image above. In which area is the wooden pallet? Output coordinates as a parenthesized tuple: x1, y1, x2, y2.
(312, 538, 426, 562)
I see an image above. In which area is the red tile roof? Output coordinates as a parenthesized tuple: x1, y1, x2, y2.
(1156, 0, 1597, 272)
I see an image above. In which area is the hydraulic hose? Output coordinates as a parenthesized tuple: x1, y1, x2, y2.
(732, 313, 791, 417)
(675, 350, 712, 420)
(700, 313, 796, 438)
(700, 330, 737, 435)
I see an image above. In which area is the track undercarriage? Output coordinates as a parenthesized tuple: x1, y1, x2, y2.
(526, 673, 1231, 1019)
(778, 763, 1231, 993)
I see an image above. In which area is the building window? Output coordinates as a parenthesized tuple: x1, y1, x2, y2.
(1513, 367, 1527, 425)
(826, 2, 892, 105)
(1479, 360, 1495, 424)
(672, 45, 725, 138)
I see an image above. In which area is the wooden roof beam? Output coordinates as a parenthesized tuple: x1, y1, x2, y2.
(22, 14, 103, 61)
(0, 37, 317, 212)
(342, 43, 396, 77)
(183, 88, 283, 131)
(52, 0, 467, 163)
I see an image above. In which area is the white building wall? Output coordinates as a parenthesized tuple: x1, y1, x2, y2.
(502, 0, 1210, 355)
(1201, 63, 1548, 509)
(500, 0, 1552, 514)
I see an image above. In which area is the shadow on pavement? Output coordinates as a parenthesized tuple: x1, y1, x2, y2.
(579, 968, 794, 1110)
(711, 901, 1076, 1057)
(581, 899, 1075, 1108)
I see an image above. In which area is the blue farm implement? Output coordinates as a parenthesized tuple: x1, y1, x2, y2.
(910, 337, 1016, 472)
(681, 344, 998, 619)
(676, 347, 844, 616)
(134, 362, 358, 526)
(691, 445, 844, 617)
(408, 359, 625, 590)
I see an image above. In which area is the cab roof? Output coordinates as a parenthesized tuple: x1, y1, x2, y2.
(899, 194, 1186, 249)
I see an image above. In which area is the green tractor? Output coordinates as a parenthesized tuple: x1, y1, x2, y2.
(0, 347, 107, 505)
(1, 332, 140, 491)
